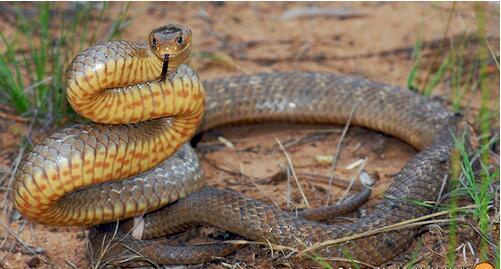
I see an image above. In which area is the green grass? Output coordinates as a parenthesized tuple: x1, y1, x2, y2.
(447, 133, 499, 266)
(407, 2, 499, 266)
(308, 254, 334, 269)
(407, 29, 482, 111)
(447, 133, 461, 267)
(407, 2, 455, 96)
(406, 3, 499, 114)
(474, 2, 496, 262)
(386, 132, 498, 266)
(0, 2, 130, 124)
(407, 20, 423, 93)
(307, 249, 360, 269)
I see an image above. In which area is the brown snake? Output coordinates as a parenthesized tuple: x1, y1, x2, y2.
(12, 24, 461, 267)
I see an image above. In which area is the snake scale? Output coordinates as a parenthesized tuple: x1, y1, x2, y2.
(12, 24, 460, 267)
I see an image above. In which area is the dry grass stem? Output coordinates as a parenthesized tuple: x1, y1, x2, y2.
(338, 157, 367, 204)
(298, 218, 460, 257)
(296, 204, 478, 256)
(435, 174, 449, 206)
(0, 220, 44, 261)
(0, 110, 28, 122)
(326, 102, 360, 205)
(65, 259, 79, 269)
(1, 145, 26, 221)
(275, 137, 310, 208)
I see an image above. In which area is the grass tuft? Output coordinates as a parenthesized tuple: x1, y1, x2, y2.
(407, 3, 499, 266)
(0, 2, 130, 124)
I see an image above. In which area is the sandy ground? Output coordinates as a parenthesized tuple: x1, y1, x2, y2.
(0, 2, 499, 268)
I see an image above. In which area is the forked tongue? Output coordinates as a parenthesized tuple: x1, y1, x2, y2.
(160, 54, 169, 81)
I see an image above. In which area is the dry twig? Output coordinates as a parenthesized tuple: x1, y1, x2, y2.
(276, 138, 310, 208)
(326, 102, 360, 205)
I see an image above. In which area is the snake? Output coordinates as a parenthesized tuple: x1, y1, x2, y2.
(12, 24, 461, 267)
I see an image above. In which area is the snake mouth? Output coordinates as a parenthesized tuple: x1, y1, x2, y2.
(160, 54, 169, 81)
(158, 43, 191, 81)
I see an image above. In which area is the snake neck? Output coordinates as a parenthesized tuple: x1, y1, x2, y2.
(65, 41, 161, 123)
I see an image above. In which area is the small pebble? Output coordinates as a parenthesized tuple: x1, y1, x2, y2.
(314, 154, 333, 165)
(359, 171, 374, 186)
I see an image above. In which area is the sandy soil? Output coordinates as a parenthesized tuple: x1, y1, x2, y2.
(0, 2, 499, 269)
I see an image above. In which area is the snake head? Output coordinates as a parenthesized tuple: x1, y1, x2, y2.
(149, 24, 192, 59)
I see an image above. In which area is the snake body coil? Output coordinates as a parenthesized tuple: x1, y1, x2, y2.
(12, 24, 459, 266)
(13, 24, 205, 225)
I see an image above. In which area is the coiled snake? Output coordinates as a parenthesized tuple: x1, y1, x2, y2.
(12, 24, 460, 266)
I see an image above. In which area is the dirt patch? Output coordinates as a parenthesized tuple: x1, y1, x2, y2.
(0, 2, 499, 268)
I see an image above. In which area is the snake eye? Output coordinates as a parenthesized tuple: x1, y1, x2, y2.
(176, 35, 183, 45)
(151, 37, 158, 48)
